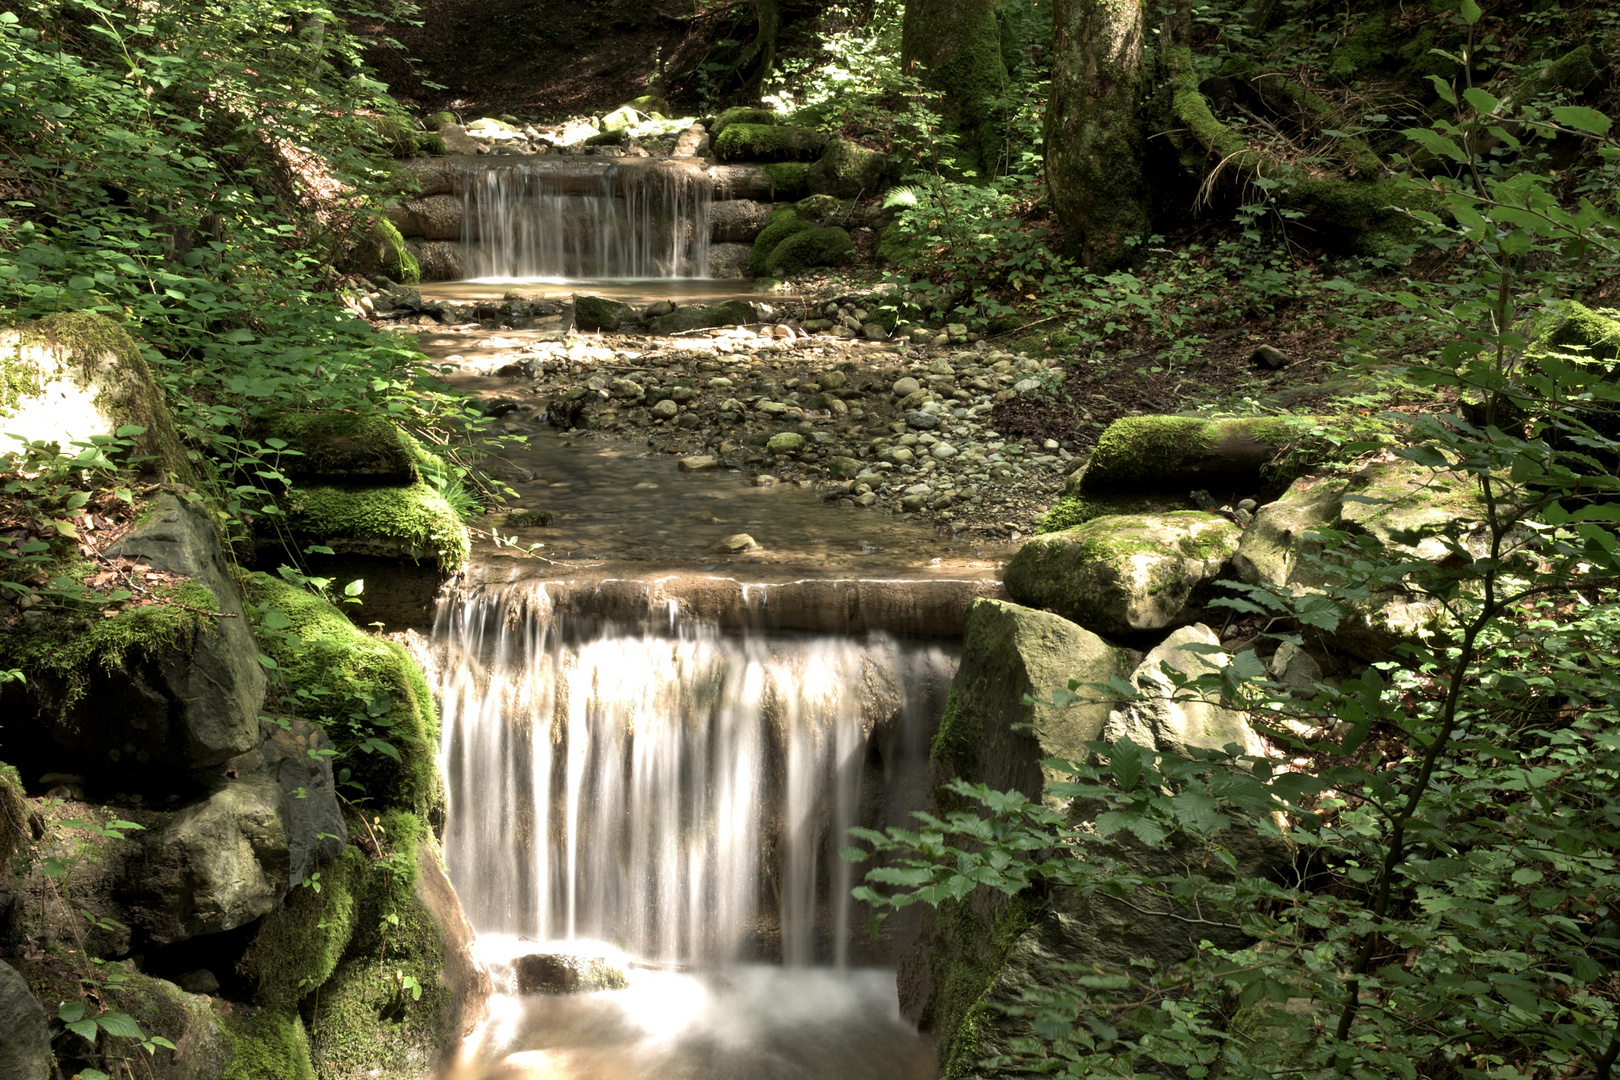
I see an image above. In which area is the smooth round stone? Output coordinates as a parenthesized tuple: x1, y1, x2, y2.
(767, 432, 805, 452)
(754, 474, 778, 486)
(932, 443, 958, 459)
(819, 370, 847, 390)
(900, 494, 928, 512)
(1012, 377, 1041, 392)
(717, 533, 759, 552)
(892, 376, 920, 397)
(905, 410, 941, 431)
(650, 399, 679, 420)
(854, 491, 878, 507)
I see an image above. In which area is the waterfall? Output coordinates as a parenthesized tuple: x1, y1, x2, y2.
(431, 582, 957, 967)
(457, 159, 712, 280)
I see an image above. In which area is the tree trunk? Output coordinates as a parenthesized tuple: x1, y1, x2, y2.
(901, 0, 1010, 176)
(1045, 0, 1149, 270)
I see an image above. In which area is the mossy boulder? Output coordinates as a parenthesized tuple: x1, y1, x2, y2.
(0, 312, 191, 477)
(1005, 512, 1241, 639)
(223, 1012, 316, 1080)
(348, 217, 421, 285)
(280, 476, 469, 570)
(710, 106, 778, 138)
(386, 195, 462, 241)
(766, 432, 804, 453)
(263, 412, 420, 485)
(421, 111, 455, 132)
(764, 226, 855, 277)
(573, 293, 640, 333)
(1463, 301, 1620, 438)
(793, 193, 847, 225)
(714, 123, 829, 163)
(747, 212, 812, 276)
(625, 94, 672, 117)
(760, 161, 810, 199)
(1075, 414, 1381, 495)
(811, 138, 890, 198)
(1036, 491, 1199, 533)
(514, 952, 629, 994)
(1234, 461, 1490, 659)
(646, 299, 758, 334)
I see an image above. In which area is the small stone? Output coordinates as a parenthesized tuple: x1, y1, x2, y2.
(863, 323, 890, 341)
(758, 400, 789, 415)
(854, 491, 878, 507)
(754, 474, 778, 486)
(609, 378, 643, 399)
(773, 324, 795, 339)
(826, 456, 862, 480)
(931, 443, 958, 459)
(1237, 498, 1258, 511)
(1012, 378, 1041, 393)
(718, 533, 759, 552)
(650, 399, 679, 420)
(767, 432, 806, 453)
(1044, 439, 1060, 450)
(900, 494, 928, 512)
(1251, 344, 1291, 369)
(906, 410, 941, 431)
(892, 376, 921, 397)
(678, 455, 719, 471)
(819, 370, 846, 390)
(881, 446, 915, 465)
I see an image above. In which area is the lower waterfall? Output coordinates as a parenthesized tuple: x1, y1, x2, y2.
(429, 581, 956, 1079)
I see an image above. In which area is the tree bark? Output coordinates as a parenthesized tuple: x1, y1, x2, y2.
(901, 0, 1010, 176)
(1045, 0, 1150, 270)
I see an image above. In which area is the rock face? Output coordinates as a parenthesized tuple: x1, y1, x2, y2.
(1235, 461, 1489, 658)
(387, 194, 464, 240)
(513, 953, 628, 995)
(0, 961, 49, 1080)
(710, 199, 774, 242)
(1004, 511, 1240, 638)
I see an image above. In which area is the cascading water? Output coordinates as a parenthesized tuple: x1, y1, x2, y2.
(458, 159, 712, 280)
(429, 580, 956, 1079)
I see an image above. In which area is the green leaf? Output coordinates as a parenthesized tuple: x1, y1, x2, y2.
(96, 1011, 144, 1039)
(58, 1001, 86, 1023)
(1459, 0, 1482, 23)
(67, 1018, 100, 1041)
(1461, 87, 1500, 116)
(1551, 106, 1613, 137)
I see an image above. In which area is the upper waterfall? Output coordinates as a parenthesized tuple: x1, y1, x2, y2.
(456, 158, 713, 280)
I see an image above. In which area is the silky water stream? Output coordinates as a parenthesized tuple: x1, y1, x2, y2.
(429, 580, 958, 1079)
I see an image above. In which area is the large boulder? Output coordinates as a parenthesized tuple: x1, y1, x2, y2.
(0, 312, 189, 475)
(714, 123, 829, 163)
(1004, 512, 1240, 639)
(224, 718, 347, 893)
(764, 226, 855, 277)
(710, 199, 774, 242)
(134, 776, 293, 944)
(810, 137, 890, 199)
(707, 242, 753, 279)
(386, 195, 464, 241)
(407, 240, 465, 282)
(1102, 624, 1266, 759)
(747, 211, 813, 276)
(0, 961, 49, 1080)
(647, 300, 758, 335)
(1234, 461, 1490, 659)
(572, 294, 640, 333)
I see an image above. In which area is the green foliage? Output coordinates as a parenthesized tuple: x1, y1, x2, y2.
(223, 1012, 316, 1080)
(849, 77, 1620, 1080)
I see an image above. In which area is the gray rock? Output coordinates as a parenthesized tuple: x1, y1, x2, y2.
(1102, 624, 1266, 759)
(0, 961, 48, 1080)
(1251, 344, 1291, 369)
(514, 952, 628, 994)
(707, 242, 753, 279)
(647, 300, 757, 334)
(717, 533, 759, 553)
(1269, 641, 1323, 692)
(650, 399, 679, 420)
(135, 776, 290, 944)
(223, 718, 346, 892)
(1004, 512, 1241, 638)
(892, 376, 921, 397)
(386, 195, 463, 240)
(905, 410, 940, 430)
(710, 200, 774, 242)
(863, 323, 890, 341)
(37, 493, 269, 773)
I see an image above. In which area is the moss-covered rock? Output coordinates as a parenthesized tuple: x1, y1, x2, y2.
(710, 106, 778, 139)
(714, 123, 829, 163)
(1234, 461, 1489, 659)
(224, 1012, 316, 1080)
(421, 111, 455, 132)
(747, 212, 812, 276)
(263, 412, 420, 485)
(764, 226, 855, 277)
(792, 194, 847, 225)
(0, 312, 191, 478)
(1036, 491, 1199, 533)
(760, 161, 810, 198)
(359, 218, 421, 285)
(243, 575, 442, 817)
(281, 478, 469, 570)
(1005, 512, 1241, 639)
(646, 299, 758, 334)
(242, 845, 367, 1011)
(573, 294, 640, 333)
(1464, 301, 1620, 438)
(812, 138, 890, 199)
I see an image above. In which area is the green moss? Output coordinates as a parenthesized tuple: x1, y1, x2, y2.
(421, 111, 455, 132)
(362, 113, 420, 158)
(931, 892, 1038, 1080)
(243, 574, 441, 818)
(714, 123, 828, 163)
(0, 762, 27, 863)
(263, 412, 418, 484)
(224, 1012, 316, 1080)
(710, 106, 777, 139)
(748, 213, 812, 277)
(793, 194, 845, 225)
(928, 688, 977, 783)
(283, 478, 470, 570)
(505, 509, 553, 527)
(241, 845, 366, 1011)
(764, 226, 855, 277)
(1037, 492, 1197, 533)
(1082, 414, 1381, 492)
(1538, 45, 1599, 94)
(816, 138, 889, 199)
(760, 162, 810, 199)
(373, 218, 421, 286)
(414, 133, 447, 156)
(0, 578, 218, 704)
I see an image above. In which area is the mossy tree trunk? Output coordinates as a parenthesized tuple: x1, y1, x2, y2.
(1045, 0, 1149, 269)
(902, 0, 1011, 176)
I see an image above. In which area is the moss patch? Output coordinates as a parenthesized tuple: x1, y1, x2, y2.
(764, 226, 855, 277)
(283, 479, 469, 570)
(241, 845, 367, 1011)
(1037, 491, 1199, 533)
(714, 123, 828, 163)
(224, 1012, 317, 1080)
(931, 892, 1038, 1080)
(244, 574, 441, 819)
(711, 106, 777, 139)
(760, 162, 810, 199)
(374, 219, 421, 286)
(263, 412, 419, 485)
(748, 212, 812, 277)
